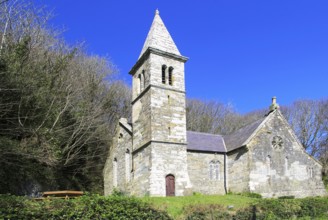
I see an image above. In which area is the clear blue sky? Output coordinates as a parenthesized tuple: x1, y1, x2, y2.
(36, 0, 327, 113)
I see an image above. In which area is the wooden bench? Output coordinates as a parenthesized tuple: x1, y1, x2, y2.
(38, 190, 83, 200)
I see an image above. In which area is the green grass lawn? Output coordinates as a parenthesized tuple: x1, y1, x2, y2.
(142, 194, 258, 219)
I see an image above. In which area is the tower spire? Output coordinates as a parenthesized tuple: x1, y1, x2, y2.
(138, 10, 181, 58)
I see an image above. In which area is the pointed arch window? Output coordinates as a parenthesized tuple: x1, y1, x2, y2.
(137, 74, 141, 94)
(140, 73, 144, 91)
(285, 156, 289, 174)
(266, 155, 271, 175)
(168, 66, 174, 85)
(113, 158, 118, 187)
(125, 149, 131, 182)
(162, 65, 167, 84)
(209, 160, 220, 180)
(142, 70, 146, 88)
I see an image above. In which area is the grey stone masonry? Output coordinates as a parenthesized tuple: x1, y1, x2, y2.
(247, 110, 326, 198)
(187, 152, 226, 195)
(103, 119, 132, 195)
(128, 9, 191, 196)
(227, 110, 327, 198)
(103, 9, 327, 198)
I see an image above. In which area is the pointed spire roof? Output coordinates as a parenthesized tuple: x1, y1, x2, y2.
(138, 10, 181, 58)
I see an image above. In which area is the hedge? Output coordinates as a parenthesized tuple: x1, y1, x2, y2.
(0, 194, 172, 220)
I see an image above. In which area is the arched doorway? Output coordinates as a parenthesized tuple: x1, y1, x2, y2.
(165, 174, 175, 196)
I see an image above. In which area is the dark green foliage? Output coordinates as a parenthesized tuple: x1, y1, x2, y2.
(0, 1, 131, 195)
(278, 196, 295, 199)
(0, 194, 171, 220)
(256, 197, 328, 219)
(182, 197, 328, 220)
(239, 192, 262, 199)
(184, 204, 231, 220)
(233, 207, 257, 220)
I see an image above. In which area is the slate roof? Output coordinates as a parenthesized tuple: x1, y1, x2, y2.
(139, 10, 181, 58)
(186, 116, 268, 153)
(223, 117, 266, 152)
(187, 131, 226, 153)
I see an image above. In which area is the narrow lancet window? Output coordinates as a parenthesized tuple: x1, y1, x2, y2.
(137, 74, 141, 94)
(142, 70, 146, 88)
(168, 67, 174, 85)
(140, 73, 144, 91)
(125, 149, 131, 182)
(266, 155, 271, 175)
(113, 158, 118, 187)
(162, 65, 167, 84)
(285, 157, 289, 174)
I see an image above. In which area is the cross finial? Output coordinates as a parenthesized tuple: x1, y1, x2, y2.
(269, 96, 279, 112)
(155, 9, 159, 15)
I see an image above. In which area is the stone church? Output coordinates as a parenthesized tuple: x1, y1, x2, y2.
(103, 10, 326, 198)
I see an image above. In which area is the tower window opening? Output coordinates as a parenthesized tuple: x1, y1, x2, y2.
(168, 67, 174, 85)
(142, 70, 146, 89)
(162, 65, 167, 84)
(168, 127, 171, 135)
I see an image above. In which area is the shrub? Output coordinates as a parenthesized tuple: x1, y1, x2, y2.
(297, 197, 328, 218)
(240, 192, 262, 199)
(233, 207, 254, 220)
(256, 199, 301, 219)
(184, 204, 231, 220)
(255, 197, 328, 219)
(0, 194, 172, 220)
(278, 196, 295, 199)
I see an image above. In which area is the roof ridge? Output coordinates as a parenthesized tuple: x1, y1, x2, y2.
(187, 130, 223, 137)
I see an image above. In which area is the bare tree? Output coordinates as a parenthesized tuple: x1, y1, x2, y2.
(282, 99, 328, 157)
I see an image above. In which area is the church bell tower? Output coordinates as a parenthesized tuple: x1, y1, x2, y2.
(129, 10, 191, 196)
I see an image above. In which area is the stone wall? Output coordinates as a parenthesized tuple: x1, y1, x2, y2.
(187, 151, 225, 195)
(149, 142, 191, 196)
(130, 145, 152, 196)
(227, 147, 250, 193)
(151, 87, 186, 143)
(131, 60, 152, 152)
(103, 122, 132, 195)
(247, 111, 327, 198)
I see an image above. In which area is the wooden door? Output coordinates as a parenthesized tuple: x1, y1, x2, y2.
(166, 174, 175, 196)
